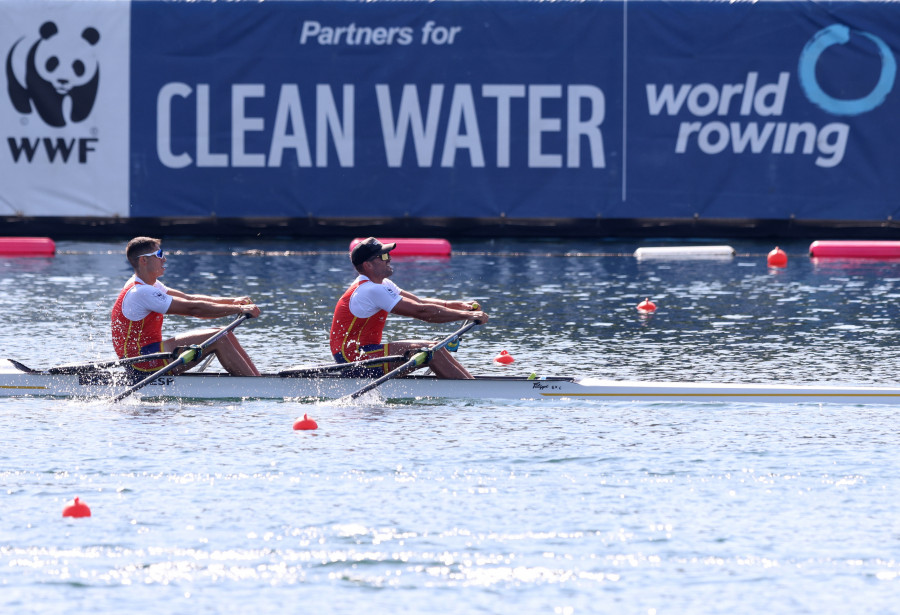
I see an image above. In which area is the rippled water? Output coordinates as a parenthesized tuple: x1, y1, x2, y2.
(2, 239, 899, 614)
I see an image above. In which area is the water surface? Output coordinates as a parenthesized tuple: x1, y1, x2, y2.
(2, 239, 898, 614)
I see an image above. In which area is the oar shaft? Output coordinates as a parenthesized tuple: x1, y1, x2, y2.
(279, 355, 406, 377)
(112, 314, 250, 402)
(111, 359, 185, 403)
(340, 320, 480, 402)
(344, 354, 426, 400)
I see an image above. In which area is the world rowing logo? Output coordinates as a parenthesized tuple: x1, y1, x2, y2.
(798, 25, 896, 116)
(5, 20, 101, 127)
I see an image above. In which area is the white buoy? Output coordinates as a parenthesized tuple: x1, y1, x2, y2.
(634, 246, 735, 260)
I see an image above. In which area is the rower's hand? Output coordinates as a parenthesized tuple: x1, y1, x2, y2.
(233, 296, 254, 305)
(241, 304, 261, 319)
(468, 310, 488, 324)
(445, 300, 481, 311)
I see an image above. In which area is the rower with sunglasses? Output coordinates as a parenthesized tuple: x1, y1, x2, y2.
(111, 236, 261, 378)
(330, 237, 489, 379)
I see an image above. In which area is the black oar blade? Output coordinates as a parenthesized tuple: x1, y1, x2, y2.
(46, 351, 176, 375)
(6, 351, 180, 376)
(7, 359, 41, 374)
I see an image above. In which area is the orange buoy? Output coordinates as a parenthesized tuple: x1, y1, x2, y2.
(494, 350, 515, 365)
(0, 237, 55, 257)
(637, 298, 657, 313)
(494, 350, 515, 364)
(62, 497, 91, 518)
(767, 247, 788, 268)
(350, 238, 451, 258)
(293, 414, 318, 430)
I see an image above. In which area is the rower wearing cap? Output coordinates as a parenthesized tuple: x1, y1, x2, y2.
(330, 237, 489, 379)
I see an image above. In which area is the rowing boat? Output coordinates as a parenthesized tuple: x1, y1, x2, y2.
(3, 359, 900, 404)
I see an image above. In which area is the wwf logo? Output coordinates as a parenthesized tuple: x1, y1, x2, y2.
(5, 21, 100, 127)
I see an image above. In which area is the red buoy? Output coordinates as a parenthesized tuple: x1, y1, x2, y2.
(62, 497, 91, 518)
(494, 350, 515, 364)
(293, 414, 318, 430)
(767, 247, 788, 268)
(350, 238, 451, 258)
(0, 237, 55, 257)
(637, 298, 657, 313)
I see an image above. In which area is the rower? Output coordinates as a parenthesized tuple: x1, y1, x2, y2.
(329, 237, 489, 379)
(110, 236, 261, 378)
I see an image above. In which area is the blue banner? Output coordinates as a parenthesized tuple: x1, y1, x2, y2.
(130, 2, 621, 219)
(126, 1, 900, 223)
(627, 2, 900, 221)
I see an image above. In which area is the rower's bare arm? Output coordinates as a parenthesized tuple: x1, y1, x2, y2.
(168, 288, 254, 306)
(399, 290, 481, 313)
(392, 297, 488, 324)
(167, 296, 260, 319)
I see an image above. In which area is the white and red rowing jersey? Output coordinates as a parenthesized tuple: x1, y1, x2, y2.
(330, 276, 402, 361)
(110, 276, 174, 367)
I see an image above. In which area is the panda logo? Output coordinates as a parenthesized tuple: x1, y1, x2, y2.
(5, 21, 101, 127)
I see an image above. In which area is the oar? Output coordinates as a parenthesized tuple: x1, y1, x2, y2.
(10, 351, 179, 376)
(111, 313, 251, 402)
(278, 355, 406, 377)
(335, 320, 480, 403)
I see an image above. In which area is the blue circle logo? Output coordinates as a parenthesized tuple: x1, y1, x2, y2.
(798, 24, 895, 116)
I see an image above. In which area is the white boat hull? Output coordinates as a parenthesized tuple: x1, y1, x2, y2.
(3, 360, 900, 404)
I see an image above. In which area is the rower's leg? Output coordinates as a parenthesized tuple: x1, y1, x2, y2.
(428, 347, 473, 379)
(211, 333, 261, 376)
(163, 329, 261, 376)
(387, 340, 473, 379)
